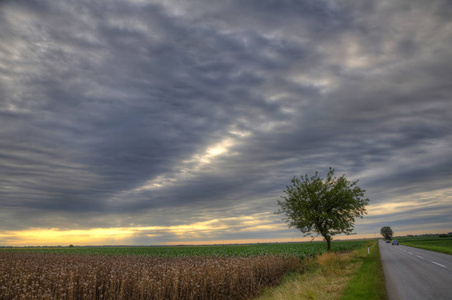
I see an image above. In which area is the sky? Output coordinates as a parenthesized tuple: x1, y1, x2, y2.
(1, 0, 451, 246)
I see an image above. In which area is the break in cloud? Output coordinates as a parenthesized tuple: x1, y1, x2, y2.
(1, 0, 451, 245)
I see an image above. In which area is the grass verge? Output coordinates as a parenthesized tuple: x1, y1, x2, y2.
(340, 242, 386, 300)
(255, 251, 360, 300)
(254, 241, 387, 300)
(402, 244, 452, 255)
(399, 237, 452, 255)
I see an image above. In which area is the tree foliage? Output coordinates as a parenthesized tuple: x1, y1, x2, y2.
(380, 226, 393, 240)
(276, 168, 369, 251)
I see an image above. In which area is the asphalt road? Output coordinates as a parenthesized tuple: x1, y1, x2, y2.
(379, 240, 452, 300)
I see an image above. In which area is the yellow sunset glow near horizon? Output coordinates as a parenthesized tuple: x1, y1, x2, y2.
(0, 214, 285, 246)
(1, 198, 451, 247)
(4, 226, 445, 247)
(0, 227, 382, 247)
(1, 223, 448, 247)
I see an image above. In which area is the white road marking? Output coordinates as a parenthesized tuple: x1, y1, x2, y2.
(392, 244, 447, 269)
(432, 261, 446, 268)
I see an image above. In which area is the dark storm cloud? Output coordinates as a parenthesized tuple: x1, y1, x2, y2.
(1, 0, 451, 240)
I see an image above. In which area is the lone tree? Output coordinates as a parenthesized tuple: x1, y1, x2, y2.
(276, 168, 369, 251)
(380, 226, 393, 240)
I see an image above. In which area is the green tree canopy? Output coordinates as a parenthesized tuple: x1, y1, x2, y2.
(380, 226, 393, 240)
(276, 168, 369, 251)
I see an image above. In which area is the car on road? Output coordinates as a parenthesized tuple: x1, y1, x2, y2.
(386, 240, 390, 243)
(392, 240, 399, 245)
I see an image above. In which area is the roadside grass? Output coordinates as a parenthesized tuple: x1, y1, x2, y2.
(340, 242, 386, 300)
(398, 236, 452, 255)
(254, 241, 387, 300)
(254, 250, 361, 300)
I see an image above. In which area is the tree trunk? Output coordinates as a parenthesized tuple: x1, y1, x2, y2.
(325, 235, 331, 252)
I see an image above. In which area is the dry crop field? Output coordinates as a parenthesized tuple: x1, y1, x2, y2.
(0, 253, 299, 300)
(0, 241, 366, 300)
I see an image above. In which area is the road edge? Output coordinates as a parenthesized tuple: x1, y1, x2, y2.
(379, 240, 402, 300)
